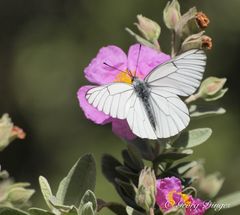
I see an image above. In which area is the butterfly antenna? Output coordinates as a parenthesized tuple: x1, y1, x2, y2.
(134, 44, 142, 77)
(103, 62, 132, 77)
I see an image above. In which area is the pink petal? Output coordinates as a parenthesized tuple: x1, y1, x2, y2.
(156, 177, 183, 211)
(77, 86, 111, 124)
(186, 197, 209, 215)
(84, 46, 128, 85)
(127, 43, 171, 79)
(111, 118, 136, 140)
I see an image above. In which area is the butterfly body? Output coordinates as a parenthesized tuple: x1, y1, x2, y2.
(132, 77, 156, 130)
(86, 49, 207, 139)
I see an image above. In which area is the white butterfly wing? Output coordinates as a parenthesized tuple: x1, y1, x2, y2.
(86, 82, 158, 139)
(149, 89, 190, 138)
(86, 83, 135, 119)
(126, 96, 157, 139)
(142, 49, 206, 138)
(145, 49, 207, 96)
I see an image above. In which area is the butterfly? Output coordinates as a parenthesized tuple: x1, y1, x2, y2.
(86, 49, 206, 139)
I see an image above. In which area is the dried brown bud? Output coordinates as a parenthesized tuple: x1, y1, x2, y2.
(12, 126, 26, 139)
(180, 31, 212, 52)
(196, 12, 210, 29)
(202, 35, 212, 50)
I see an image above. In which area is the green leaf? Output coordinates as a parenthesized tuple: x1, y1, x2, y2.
(173, 128, 212, 148)
(115, 166, 139, 181)
(101, 154, 126, 183)
(115, 179, 135, 200)
(29, 208, 54, 215)
(39, 176, 53, 209)
(153, 151, 192, 165)
(122, 147, 143, 172)
(189, 105, 226, 118)
(0, 208, 29, 215)
(79, 190, 97, 212)
(62, 207, 78, 215)
(80, 202, 94, 215)
(169, 161, 198, 175)
(97, 199, 127, 215)
(56, 154, 96, 206)
(49, 196, 75, 212)
(216, 191, 240, 209)
(128, 139, 155, 161)
(127, 144, 144, 170)
(126, 206, 144, 215)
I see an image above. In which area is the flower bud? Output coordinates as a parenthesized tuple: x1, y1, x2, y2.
(196, 12, 210, 29)
(135, 167, 156, 211)
(199, 172, 225, 198)
(202, 35, 212, 50)
(176, 8, 210, 39)
(181, 32, 212, 52)
(198, 77, 228, 101)
(135, 15, 161, 42)
(163, 0, 181, 30)
(0, 114, 25, 151)
(184, 161, 205, 182)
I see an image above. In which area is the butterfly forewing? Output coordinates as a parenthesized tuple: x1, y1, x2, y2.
(86, 83, 134, 119)
(145, 49, 206, 96)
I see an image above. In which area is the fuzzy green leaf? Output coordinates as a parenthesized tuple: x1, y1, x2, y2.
(216, 191, 240, 209)
(97, 199, 127, 215)
(126, 206, 144, 215)
(39, 176, 53, 210)
(115, 166, 139, 181)
(56, 154, 96, 206)
(29, 208, 54, 215)
(189, 105, 226, 118)
(49, 196, 75, 212)
(0, 208, 29, 215)
(80, 202, 94, 215)
(62, 207, 78, 215)
(127, 144, 144, 170)
(79, 190, 97, 213)
(153, 151, 192, 165)
(173, 128, 212, 148)
(128, 139, 155, 161)
(101, 154, 126, 184)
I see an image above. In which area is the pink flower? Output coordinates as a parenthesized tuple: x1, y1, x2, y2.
(186, 197, 209, 215)
(156, 177, 209, 214)
(77, 44, 170, 140)
(156, 177, 183, 211)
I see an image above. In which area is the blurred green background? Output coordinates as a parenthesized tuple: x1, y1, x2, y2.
(0, 0, 239, 214)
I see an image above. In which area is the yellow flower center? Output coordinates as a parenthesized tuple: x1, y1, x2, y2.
(114, 70, 133, 84)
(167, 190, 191, 207)
(181, 193, 191, 206)
(167, 190, 177, 206)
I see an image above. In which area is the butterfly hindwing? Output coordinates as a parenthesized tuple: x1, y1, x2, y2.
(145, 49, 207, 97)
(149, 89, 190, 138)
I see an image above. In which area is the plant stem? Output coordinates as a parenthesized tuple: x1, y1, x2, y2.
(185, 93, 200, 104)
(148, 208, 155, 215)
(171, 30, 176, 57)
